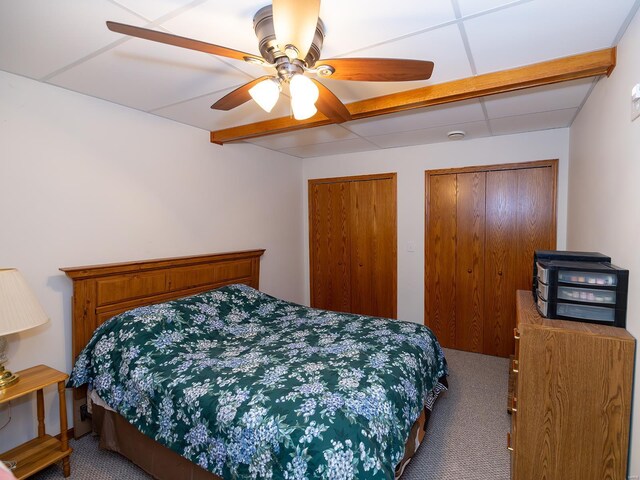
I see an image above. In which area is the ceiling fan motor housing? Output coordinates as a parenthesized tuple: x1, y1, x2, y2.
(253, 5, 325, 67)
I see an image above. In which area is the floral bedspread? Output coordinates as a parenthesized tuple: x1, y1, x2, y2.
(69, 284, 448, 480)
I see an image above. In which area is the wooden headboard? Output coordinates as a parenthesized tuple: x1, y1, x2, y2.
(60, 249, 265, 437)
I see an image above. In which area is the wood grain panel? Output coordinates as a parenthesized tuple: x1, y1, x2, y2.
(96, 272, 167, 306)
(308, 181, 351, 312)
(455, 172, 485, 352)
(426, 173, 457, 347)
(484, 170, 518, 357)
(95, 261, 255, 306)
(516, 166, 557, 292)
(349, 177, 397, 318)
(513, 291, 635, 480)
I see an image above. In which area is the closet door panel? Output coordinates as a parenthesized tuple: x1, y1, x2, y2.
(516, 167, 556, 292)
(484, 170, 518, 357)
(349, 178, 396, 318)
(309, 182, 351, 312)
(426, 174, 457, 347)
(456, 172, 486, 353)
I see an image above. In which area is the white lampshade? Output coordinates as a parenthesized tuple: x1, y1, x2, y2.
(290, 74, 319, 120)
(249, 78, 281, 113)
(291, 98, 318, 120)
(0, 269, 49, 336)
(290, 74, 319, 105)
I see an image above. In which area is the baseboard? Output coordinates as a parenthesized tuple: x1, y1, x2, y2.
(55, 428, 75, 441)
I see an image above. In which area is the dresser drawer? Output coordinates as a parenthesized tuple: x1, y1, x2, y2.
(557, 285, 616, 304)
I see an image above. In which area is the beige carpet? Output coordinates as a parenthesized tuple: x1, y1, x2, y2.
(402, 348, 511, 480)
(33, 348, 510, 480)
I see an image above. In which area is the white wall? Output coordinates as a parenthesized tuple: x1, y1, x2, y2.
(302, 128, 570, 324)
(0, 71, 304, 450)
(567, 8, 640, 475)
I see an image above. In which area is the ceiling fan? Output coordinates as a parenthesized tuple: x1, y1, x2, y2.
(106, 0, 434, 123)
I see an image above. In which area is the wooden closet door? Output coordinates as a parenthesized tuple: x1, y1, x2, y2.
(426, 161, 557, 357)
(426, 173, 457, 347)
(484, 166, 556, 356)
(349, 178, 397, 318)
(309, 173, 397, 318)
(515, 167, 557, 292)
(309, 181, 351, 312)
(484, 169, 519, 357)
(456, 172, 486, 352)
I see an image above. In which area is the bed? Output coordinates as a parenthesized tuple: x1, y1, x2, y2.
(62, 250, 447, 480)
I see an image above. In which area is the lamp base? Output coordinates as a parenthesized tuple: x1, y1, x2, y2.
(0, 336, 19, 389)
(0, 365, 18, 389)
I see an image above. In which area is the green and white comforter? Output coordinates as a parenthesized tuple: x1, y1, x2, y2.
(69, 284, 447, 480)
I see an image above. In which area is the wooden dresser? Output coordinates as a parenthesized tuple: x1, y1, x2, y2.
(509, 290, 634, 480)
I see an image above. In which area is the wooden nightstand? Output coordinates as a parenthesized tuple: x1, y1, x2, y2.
(0, 365, 72, 479)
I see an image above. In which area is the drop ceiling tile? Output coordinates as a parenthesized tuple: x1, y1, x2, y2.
(484, 78, 595, 119)
(279, 138, 378, 158)
(319, 0, 456, 58)
(366, 120, 490, 148)
(343, 100, 485, 137)
(49, 36, 253, 112)
(313, 24, 472, 104)
(456, 0, 527, 17)
(0, 0, 144, 79)
(110, 0, 197, 22)
(157, 0, 269, 77)
(246, 125, 358, 150)
(489, 108, 577, 135)
(152, 86, 293, 131)
(464, 0, 636, 74)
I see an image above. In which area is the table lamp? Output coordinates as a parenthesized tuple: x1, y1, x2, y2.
(0, 269, 49, 389)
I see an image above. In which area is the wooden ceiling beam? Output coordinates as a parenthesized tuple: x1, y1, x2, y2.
(210, 47, 616, 144)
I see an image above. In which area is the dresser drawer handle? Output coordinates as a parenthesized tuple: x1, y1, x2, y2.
(511, 396, 517, 413)
(512, 359, 519, 373)
(507, 432, 514, 452)
(513, 328, 520, 340)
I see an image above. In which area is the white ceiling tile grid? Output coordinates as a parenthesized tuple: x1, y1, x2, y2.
(0, 0, 638, 154)
(365, 120, 492, 149)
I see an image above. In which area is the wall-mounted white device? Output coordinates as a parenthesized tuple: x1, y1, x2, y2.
(632, 83, 640, 121)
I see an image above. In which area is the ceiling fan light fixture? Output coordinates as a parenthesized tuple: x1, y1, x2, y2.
(249, 77, 281, 113)
(289, 74, 319, 120)
(291, 98, 318, 120)
(290, 74, 319, 103)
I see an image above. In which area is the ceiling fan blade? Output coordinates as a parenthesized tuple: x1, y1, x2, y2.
(106, 21, 264, 64)
(316, 58, 435, 82)
(312, 79, 351, 123)
(272, 0, 320, 60)
(211, 76, 272, 111)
